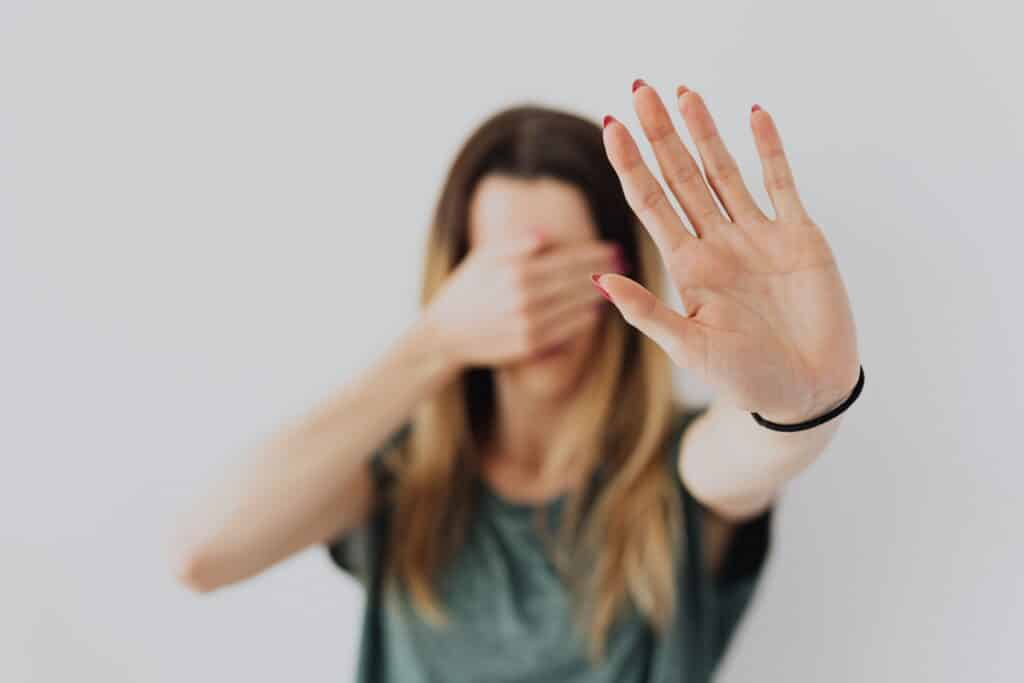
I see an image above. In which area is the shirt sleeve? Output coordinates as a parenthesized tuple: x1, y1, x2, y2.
(324, 422, 412, 585)
(671, 405, 774, 665)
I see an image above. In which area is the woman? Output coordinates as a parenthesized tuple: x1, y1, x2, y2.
(169, 79, 862, 682)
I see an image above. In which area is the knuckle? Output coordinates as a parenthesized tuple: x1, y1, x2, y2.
(711, 159, 739, 184)
(799, 215, 819, 231)
(671, 158, 703, 188)
(646, 118, 675, 144)
(698, 204, 723, 226)
(766, 170, 794, 192)
(640, 292, 659, 319)
(637, 185, 667, 214)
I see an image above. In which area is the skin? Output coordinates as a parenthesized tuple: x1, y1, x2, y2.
(169, 80, 861, 594)
(428, 173, 621, 499)
(166, 175, 629, 591)
(598, 81, 861, 523)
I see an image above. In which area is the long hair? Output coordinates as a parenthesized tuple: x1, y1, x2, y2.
(380, 104, 690, 662)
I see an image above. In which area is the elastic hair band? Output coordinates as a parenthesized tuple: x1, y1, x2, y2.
(751, 365, 865, 432)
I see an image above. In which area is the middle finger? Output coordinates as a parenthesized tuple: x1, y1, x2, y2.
(525, 265, 622, 313)
(632, 79, 724, 238)
(602, 116, 693, 256)
(522, 239, 623, 284)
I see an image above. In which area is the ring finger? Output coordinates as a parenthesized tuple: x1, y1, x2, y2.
(677, 87, 767, 225)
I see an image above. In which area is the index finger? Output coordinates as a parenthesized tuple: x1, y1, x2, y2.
(632, 80, 724, 238)
(488, 227, 548, 259)
(523, 238, 622, 280)
(602, 115, 693, 256)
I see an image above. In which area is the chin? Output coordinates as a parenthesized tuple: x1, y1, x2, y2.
(518, 372, 575, 401)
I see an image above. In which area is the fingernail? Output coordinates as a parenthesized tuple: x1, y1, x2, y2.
(602, 114, 616, 129)
(676, 84, 690, 98)
(632, 78, 647, 93)
(751, 103, 762, 113)
(591, 273, 613, 301)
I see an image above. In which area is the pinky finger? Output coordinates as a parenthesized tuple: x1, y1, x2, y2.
(750, 105, 808, 222)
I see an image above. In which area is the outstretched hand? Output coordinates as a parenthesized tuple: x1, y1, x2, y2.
(594, 81, 860, 424)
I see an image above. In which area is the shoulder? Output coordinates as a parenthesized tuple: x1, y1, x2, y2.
(669, 404, 773, 584)
(664, 403, 774, 661)
(664, 403, 773, 576)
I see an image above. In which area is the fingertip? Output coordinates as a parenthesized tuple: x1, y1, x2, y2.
(676, 85, 691, 104)
(590, 273, 613, 302)
(602, 120, 643, 172)
(676, 87, 697, 116)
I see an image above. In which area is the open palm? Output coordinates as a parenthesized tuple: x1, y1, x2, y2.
(595, 81, 860, 423)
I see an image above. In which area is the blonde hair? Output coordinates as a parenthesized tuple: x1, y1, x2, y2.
(378, 105, 691, 663)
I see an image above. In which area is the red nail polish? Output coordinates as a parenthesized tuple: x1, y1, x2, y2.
(632, 78, 647, 93)
(591, 273, 613, 301)
(751, 103, 762, 113)
(676, 84, 690, 98)
(602, 115, 616, 129)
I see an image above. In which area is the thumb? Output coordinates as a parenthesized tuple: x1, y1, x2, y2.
(591, 273, 702, 369)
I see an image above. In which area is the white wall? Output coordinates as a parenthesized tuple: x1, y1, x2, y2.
(2, 1, 1021, 681)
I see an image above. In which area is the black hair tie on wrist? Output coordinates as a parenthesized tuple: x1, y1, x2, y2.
(751, 365, 865, 432)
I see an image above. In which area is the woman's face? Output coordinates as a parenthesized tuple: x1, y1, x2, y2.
(467, 173, 606, 401)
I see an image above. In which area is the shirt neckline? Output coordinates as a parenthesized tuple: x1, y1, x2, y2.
(477, 476, 570, 516)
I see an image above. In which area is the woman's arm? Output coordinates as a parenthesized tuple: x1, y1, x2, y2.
(680, 376, 856, 524)
(168, 316, 458, 593)
(169, 227, 620, 593)
(678, 387, 854, 575)
(596, 82, 862, 572)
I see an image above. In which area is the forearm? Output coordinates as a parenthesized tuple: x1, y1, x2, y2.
(170, 316, 458, 590)
(681, 381, 854, 520)
(265, 315, 457, 474)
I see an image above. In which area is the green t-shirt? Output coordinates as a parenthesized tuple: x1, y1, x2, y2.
(326, 407, 772, 682)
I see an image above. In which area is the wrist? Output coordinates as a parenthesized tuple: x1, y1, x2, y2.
(756, 362, 862, 425)
(757, 393, 848, 425)
(409, 312, 463, 382)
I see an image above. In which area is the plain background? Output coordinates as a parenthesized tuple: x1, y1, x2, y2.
(2, 1, 1021, 681)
